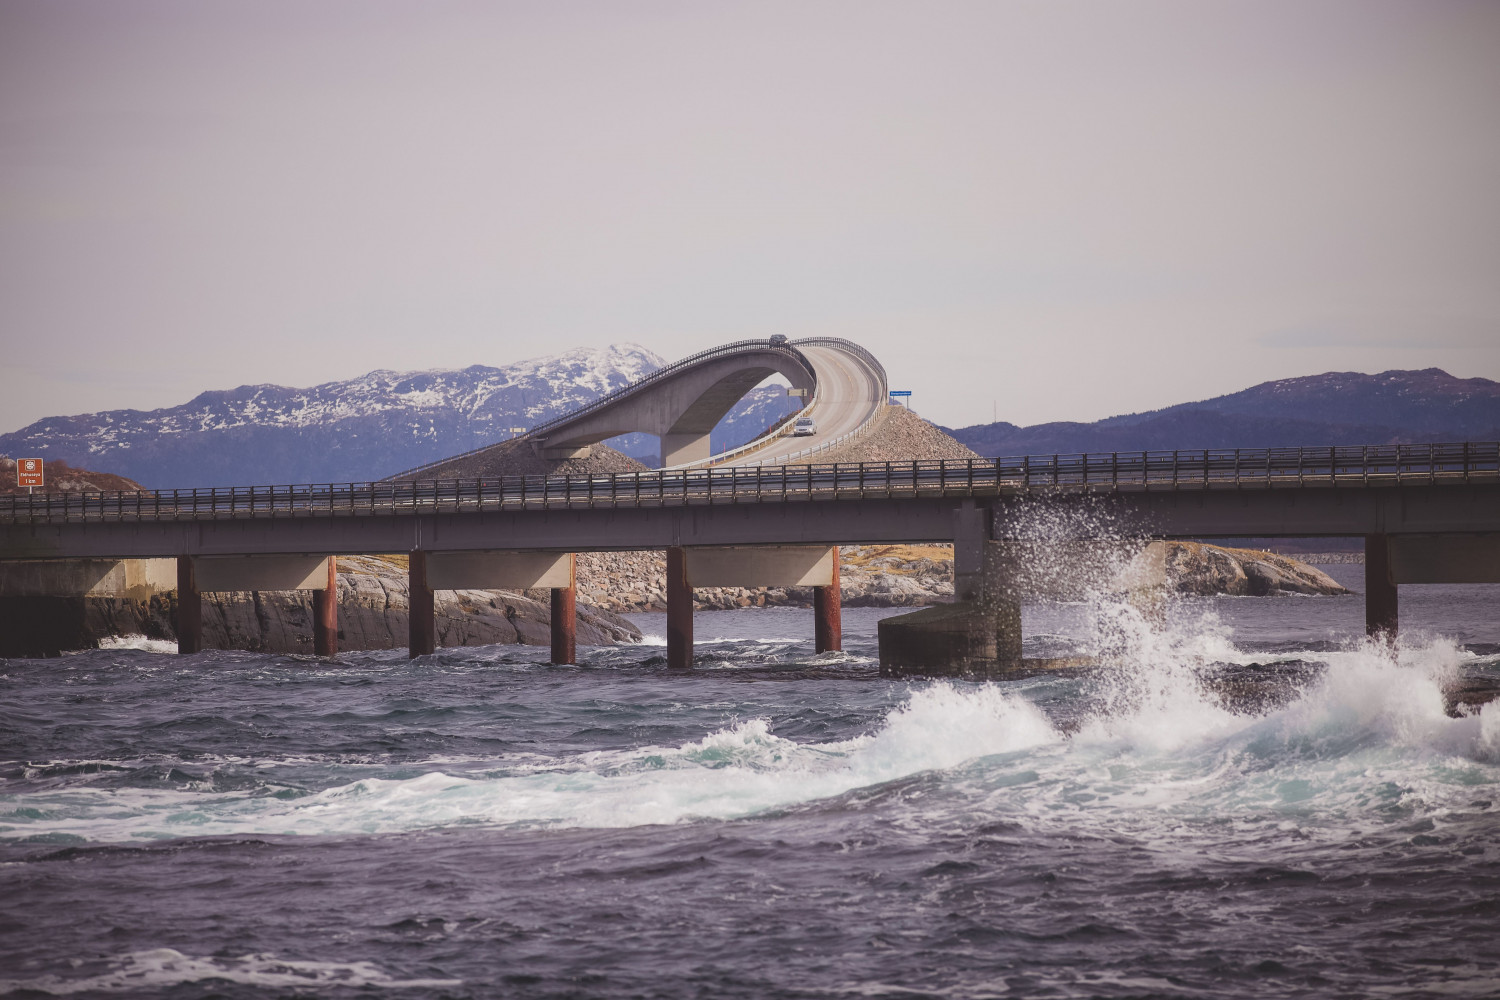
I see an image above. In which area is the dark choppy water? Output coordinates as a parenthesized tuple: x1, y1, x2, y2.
(3, 566, 1499, 998)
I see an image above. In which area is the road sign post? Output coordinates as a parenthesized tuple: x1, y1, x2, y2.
(888, 390, 912, 408)
(17, 458, 43, 493)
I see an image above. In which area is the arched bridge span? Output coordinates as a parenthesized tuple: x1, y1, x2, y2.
(526, 337, 886, 468)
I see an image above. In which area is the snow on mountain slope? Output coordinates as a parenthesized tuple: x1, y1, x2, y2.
(0, 345, 666, 488)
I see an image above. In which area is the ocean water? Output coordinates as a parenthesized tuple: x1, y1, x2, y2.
(2, 564, 1498, 999)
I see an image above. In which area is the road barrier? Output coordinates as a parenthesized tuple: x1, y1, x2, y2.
(3, 443, 1495, 525)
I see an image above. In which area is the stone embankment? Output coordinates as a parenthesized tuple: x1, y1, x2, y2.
(388, 439, 647, 481)
(800, 405, 983, 464)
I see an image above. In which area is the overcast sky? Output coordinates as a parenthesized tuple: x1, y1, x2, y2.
(2, 0, 1497, 433)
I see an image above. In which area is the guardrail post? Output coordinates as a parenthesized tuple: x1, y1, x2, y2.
(313, 556, 338, 657)
(814, 548, 842, 654)
(667, 546, 693, 670)
(176, 556, 202, 654)
(409, 550, 436, 658)
(549, 553, 577, 665)
(1365, 534, 1397, 641)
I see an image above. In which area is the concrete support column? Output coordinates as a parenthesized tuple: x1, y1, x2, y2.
(176, 555, 202, 654)
(550, 553, 577, 665)
(1365, 533, 1397, 640)
(312, 556, 338, 657)
(409, 550, 436, 658)
(666, 546, 693, 670)
(814, 548, 842, 653)
(661, 433, 711, 468)
(953, 499, 988, 601)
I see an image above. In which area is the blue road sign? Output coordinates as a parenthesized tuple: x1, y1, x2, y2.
(888, 390, 912, 397)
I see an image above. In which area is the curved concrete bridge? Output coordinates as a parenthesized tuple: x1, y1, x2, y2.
(525, 337, 888, 468)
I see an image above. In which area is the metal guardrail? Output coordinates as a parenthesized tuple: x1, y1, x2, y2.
(3, 443, 1495, 526)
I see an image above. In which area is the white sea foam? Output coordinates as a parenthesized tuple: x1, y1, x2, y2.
(90, 635, 179, 654)
(0, 948, 460, 994)
(5, 579, 1496, 847)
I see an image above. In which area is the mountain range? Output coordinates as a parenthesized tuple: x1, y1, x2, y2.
(944, 368, 1500, 457)
(3, 354, 1496, 488)
(0, 345, 803, 488)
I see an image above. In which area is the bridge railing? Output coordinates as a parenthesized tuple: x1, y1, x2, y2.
(2, 442, 1495, 525)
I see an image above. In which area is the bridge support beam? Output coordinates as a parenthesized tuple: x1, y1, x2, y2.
(176, 556, 202, 654)
(409, 550, 436, 658)
(814, 548, 841, 654)
(550, 554, 577, 665)
(312, 556, 338, 657)
(666, 546, 692, 670)
(1365, 534, 1398, 640)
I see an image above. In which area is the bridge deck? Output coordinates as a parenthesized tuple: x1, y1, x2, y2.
(3, 443, 1496, 527)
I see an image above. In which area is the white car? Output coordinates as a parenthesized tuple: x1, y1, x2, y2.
(792, 416, 817, 436)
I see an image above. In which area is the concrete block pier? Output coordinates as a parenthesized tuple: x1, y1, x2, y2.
(878, 538, 1168, 678)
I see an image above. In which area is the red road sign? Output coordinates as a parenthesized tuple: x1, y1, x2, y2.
(17, 458, 43, 488)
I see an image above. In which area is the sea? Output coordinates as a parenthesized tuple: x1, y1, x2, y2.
(2, 563, 1498, 999)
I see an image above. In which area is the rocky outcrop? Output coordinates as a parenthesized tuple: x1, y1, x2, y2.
(0, 457, 144, 495)
(1166, 542, 1350, 596)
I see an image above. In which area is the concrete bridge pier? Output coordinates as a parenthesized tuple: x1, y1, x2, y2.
(667, 547, 693, 670)
(176, 556, 202, 654)
(550, 554, 577, 666)
(666, 544, 840, 670)
(312, 556, 338, 657)
(409, 551, 435, 657)
(814, 549, 842, 654)
(1365, 534, 1397, 640)
(407, 549, 577, 659)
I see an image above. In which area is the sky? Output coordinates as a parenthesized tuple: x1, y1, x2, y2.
(2, 0, 1498, 434)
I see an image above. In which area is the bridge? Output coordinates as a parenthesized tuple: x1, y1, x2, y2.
(3, 441, 1498, 667)
(390, 337, 888, 476)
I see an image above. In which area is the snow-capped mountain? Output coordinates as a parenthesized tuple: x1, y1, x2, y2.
(0, 344, 807, 488)
(0, 345, 669, 488)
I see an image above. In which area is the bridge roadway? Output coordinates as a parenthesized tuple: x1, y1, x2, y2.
(3, 443, 1497, 663)
(3, 445, 1497, 559)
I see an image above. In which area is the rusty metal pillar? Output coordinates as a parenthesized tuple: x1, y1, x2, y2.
(814, 548, 842, 653)
(1365, 534, 1397, 640)
(313, 556, 338, 657)
(550, 553, 577, 665)
(176, 555, 202, 654)
(409, 550, 436, 658)
(666, 546, 693, 670)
